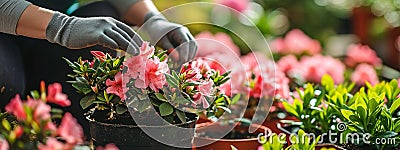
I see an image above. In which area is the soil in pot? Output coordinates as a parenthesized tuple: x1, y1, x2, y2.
(194, 122, 271, 150)
(88, 111, 197, 150)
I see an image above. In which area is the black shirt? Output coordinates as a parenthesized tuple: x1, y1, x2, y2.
(26, 0, 76, 13)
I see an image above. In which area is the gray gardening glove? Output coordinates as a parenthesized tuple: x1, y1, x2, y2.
(142, 12, 198, 64)
(46, 12, 143, 55)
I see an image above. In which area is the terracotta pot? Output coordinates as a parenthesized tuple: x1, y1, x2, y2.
(194, 122, 271, 150)
(88, 114, 197, 150)
(196, 115, 213, 124)
(263, 116, 297, 134)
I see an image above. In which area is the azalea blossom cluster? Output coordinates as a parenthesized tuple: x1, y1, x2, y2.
(1, 82, 83, 150)
(345, 44, 381, 86)
(123, 42, 169, 93)
(122, 42, 224, 109)
(195, 31, 290, 100)
(272, 29, 382, 86)
(240, 52, 290, 99)
(277, 54, 345, 84)
(271, 29, 321, 55)
(180, 59, 217, 108)
(105, 42, 169, 100)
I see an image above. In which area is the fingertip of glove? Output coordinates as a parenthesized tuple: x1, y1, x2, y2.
(126, 44, 140, 56)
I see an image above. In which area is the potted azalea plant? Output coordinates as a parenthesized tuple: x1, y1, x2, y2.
(0, 82, 86, 150)
(64, 42, 232, 149)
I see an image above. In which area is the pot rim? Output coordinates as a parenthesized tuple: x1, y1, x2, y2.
(86, 113, 198, 128)
(195, 122, 271, 142)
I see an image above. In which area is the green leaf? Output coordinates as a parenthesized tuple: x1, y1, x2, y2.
(137, 99, 151, 113)
(159, 103, 174, 116)
(116, 105, 127, 114)
(172, 70, 180, 80)
(217, 106, 231, 113)
(30, 90, 40, 99)
(165, 74, 179, 88)
(1, 120, 11, 131)
(321, 75, 334, 91)
(341, 109, 354, 121)
(282, 101, 299, 118)
(390, 97, 400, 115)
(76, 77, 88, 83)
(231, 94, 241, 105)
(51, 108, 64, 114)
(80, 94, 96, 109)
(176, 110, 186, 123)
(72, 83, 92, 95)
(154, 93, 168, 102)
(356, 106, 366, 121)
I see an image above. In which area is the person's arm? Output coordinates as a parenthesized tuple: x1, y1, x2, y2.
(16, 5, 54, 39)
(0, 0, 143, 54)
(123, 0, 158, 26)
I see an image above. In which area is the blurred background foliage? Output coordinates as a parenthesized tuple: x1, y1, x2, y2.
(75, 0, 400, 69)
(149, 0, 400, 70)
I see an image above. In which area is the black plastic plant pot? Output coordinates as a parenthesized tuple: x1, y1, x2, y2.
(87, 115, 197, 150)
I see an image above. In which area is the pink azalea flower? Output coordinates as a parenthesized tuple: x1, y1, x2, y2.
(5, 95, 26, 120)
(46, 83, 71, 107)
(135, 58, 169, 92)
(277, 55, 298, 74)
(345, 44, 382, 67)
(215, 0, 249, 12)
(124, 42, 155, 79)
(0, 138, 9, 150)
(26, 99, 51, 122)
(138, 42, 155, 59)
(271, 29, 321, 55)
(45, 122, 57, 132)
(195, 32, 240, 58)
(191, 78, 214, 108)
(180, 59, 207, 81)
(38, 138, 64, 150)
(202, 54, 238, 74)
(220, 81, 232, 96)
(193, 93, 210, 108)
(57, 113, 83, 145)
(274, 71, 290, 99)
(295, 55, 345, 84)
(106, 72, 125, 100)
(198, 79, 214, 96)
(257, 146, 264, 150)
(351, 64, 379, 86)
(91, 51, 106, 62)
(241, 53, 290, 99)
(97, 143, 119, 150)
(241, 52, 271, 74)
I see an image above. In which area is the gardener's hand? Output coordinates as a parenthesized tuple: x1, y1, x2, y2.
(46, 12, 143, 55)
(143, 12, 198, 63)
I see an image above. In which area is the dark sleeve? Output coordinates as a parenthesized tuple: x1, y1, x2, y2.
(104, 0, 139, 17)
